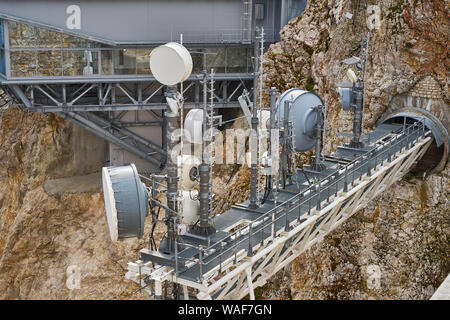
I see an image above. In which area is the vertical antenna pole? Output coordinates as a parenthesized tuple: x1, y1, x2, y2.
(269, 87, 279, 153)
(179, 33, 184, 205)
(267, 87, 279, 200)
(316, 105, 322, 169)
(249, 27, 260, 209)
(192, 71, 215, 236)
(361, 32, 370, 135)
(160, 85, 179, 253)
(350, 81, 364, 148)
(282, 100, 290, 187)
(257, 27, 265, 203)
(350, 33, 369, 149)
(312, 105, 325, 172)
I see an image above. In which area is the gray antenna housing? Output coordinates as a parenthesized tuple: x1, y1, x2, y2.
(338, 82, 354, 111)
(277, 89, 325, 152)
(102, 164, 148, 242)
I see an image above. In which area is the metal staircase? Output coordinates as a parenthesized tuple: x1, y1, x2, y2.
(58, 111, 166, 170)
(1, 83, 166, 170)
(0, 86, 19, 113)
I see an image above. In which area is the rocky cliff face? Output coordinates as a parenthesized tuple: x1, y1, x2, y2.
(0, 108, 152, 299)
(0, 0, 448, 300)
(258, 0, 449, 299)
(260, 167, 449, 300)
(265, 0, 448, 151)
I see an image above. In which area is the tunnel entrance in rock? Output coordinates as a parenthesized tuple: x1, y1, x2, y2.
(382, 115, 448, 173)
(381, 75, 449, 173)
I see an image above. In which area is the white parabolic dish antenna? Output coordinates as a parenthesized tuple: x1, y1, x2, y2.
(149, 42, 193, 86)
(277, 88, 325, 152)
(102, 164, 148, 242)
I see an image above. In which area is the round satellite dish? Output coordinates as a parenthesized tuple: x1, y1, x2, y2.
(277, 89, 325, 152)
(184, 109, 204, 144)
(102, 164, 148, 242)
(149, 42, 193, 86)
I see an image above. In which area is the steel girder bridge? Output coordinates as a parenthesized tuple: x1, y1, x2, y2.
(125, 122, 434, 299)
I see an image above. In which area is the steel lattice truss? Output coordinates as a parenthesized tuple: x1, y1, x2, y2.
(6, 77, 251, 112)
(4, 76, 252, 169)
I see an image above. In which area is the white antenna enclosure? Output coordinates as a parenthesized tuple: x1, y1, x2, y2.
(180, 190, 200, 225)
(346, 69, 358, 84)
(177, 154, 201, 189)
(149, 42, 193, 86)
(184, 109, 204, 144)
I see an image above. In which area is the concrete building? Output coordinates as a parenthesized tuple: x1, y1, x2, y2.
(0, 0, 307, 172)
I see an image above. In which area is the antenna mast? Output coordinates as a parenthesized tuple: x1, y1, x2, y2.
(257, 27, 265, 203)
(249, 27, 262, 209)
(159, 84, 181, 253)
(339, 32, 370, 149)
(191, 69, 216, 236)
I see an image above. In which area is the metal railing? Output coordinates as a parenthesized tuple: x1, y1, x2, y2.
(175, 121, 429, 282)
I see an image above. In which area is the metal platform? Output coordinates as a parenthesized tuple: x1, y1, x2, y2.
(126, 121, 433, 299)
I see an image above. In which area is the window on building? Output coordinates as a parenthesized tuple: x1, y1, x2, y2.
(62, 34, 99, 48)
(10, 51, 36, 77)
(0, 20, 5, 75)
(226, 47, 247, 73)
(101, 50, 113, 75)
(0, 19, 4, 48)
(247, 51, 255, 73)
(0, 49, 6, 75)
(190, 49, 205, 74)
(255, 4, 265, 20)
(205, 47, 226, 73)
(7, 20, 105, 77)
(63, 50, 99, 76)
(5, 19, 253, 78)
(114, 49, 136, 75)
(37, 50, 62, 76)
(285, 0, 307, 23)
(136, 49, 152, 74)
(8, 20, 38, 48)
(36, 28, 62, 48)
